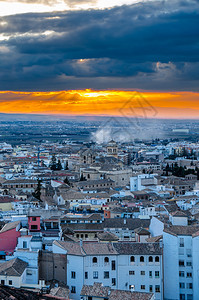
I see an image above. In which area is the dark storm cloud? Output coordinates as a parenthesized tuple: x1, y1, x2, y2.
(0, 0, 199, 91)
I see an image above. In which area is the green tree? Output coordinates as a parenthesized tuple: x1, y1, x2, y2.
(80, 174, 86, 181)
(49, 154, 57, 170)
(57, 159, 62, 170)
(65, 160, 69, 170)
(33, 179, 42, 200)
(64, 176, 70, 186)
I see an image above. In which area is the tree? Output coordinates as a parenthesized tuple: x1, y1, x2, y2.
(64, 176, 70, 186)
(80, 174, 86, 181)
(49, 154, 57, 171)
(65, 160, 69, 170)
(33, 179, 42, 200)
(49, 154, 62, 170)
(57, 159, 62, 170)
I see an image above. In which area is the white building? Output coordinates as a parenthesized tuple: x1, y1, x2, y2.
(6, 232, 43, 288)
(130, 174, 158, 192)
(0, 258, 28, 288)
(163, 225, 199, 300)
(53, 240, 163, 300)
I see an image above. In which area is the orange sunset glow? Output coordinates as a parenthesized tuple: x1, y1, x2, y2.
(0, 90, 199, 119)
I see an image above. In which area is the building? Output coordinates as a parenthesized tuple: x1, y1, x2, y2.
(53, 240, 163, 300)
(130, 174, 158, 192)
(0, 258, 28, 288)
(0, 221, 21, 253)
(163, 225, 199, 300)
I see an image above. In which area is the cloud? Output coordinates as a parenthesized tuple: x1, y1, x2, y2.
(0, 0, 199, 91)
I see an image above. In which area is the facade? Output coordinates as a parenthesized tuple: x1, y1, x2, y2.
(130, 174, 157, 192)
(2, 179, 37, 193)
(53, 240, 163, 300)
(0, 221, 21, 253)
(0, 258, 28, 288)
(106, 140, 118, 158)
(163, 225, 199, 300)
(28, 215, 41, 231)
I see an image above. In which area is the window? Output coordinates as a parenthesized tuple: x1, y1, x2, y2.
(140, 256, 144, 262)
(180, 238, 184, 247)
(187, 272, 192, 278)
(92, 257, 97, 264)
(112, 260, 116, 270)
(141, 285, 145, 290)
(149, 271, 152, 278)
(179, 271, 184, 277)
(130, 256, 135, 263)
(180, 294, 185, 300)
(76, 234, 79, 238)
(85, 234, 88, 238)
(104, 271, 109, 279)
(187, 261, 192, 266)
(23, 241, 27, 249)
(155, 256, 159, 262)
(129, 284, 135, 291)
(26, 270, 32, 276)
(149, 285, 153, 292)
(85, 272, 88, 279)
(81, 234, 84, 238)
(104, 257, 109, 263)
(155, 285, 160, 293)
(71, 271, 76, 279)
(1, 280, 4, 285)
(112, 278, 116, 286)
(187, 294, 193, 300)
(32, 217, 36, 221)
(155, 271, 159, 278)
(129, 271, 135, 275)
(141, 271, 145, 275)
(93, 271, 98, 279)
(179, 260, 184, 267)
(149, 256, 153, 262)
(31, 225, 38, 230)
(187, 283, 193, 289)
(186, 249, 192, 258)
(8, 280, 12, 285)
(71, 286, 76, 294)
(179, 282, 185, 289)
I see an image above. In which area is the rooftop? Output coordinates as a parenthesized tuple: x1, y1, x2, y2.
(0, 258, 28, 276)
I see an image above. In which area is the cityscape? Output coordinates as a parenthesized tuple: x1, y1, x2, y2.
(0, 0, 199, 299)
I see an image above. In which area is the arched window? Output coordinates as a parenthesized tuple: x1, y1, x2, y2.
(104, 257, 109, 263)
(140, 256, 144, 262)
(149, 256, 153, 262)
(130, 256, 135, 262)
(155, 256, 159, 262)
(93, 257, 97, 263)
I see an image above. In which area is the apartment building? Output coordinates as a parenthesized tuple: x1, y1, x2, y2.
(53, 240, 163, 300)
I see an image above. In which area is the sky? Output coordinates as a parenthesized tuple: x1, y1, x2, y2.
(0, 0, 199, 118)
